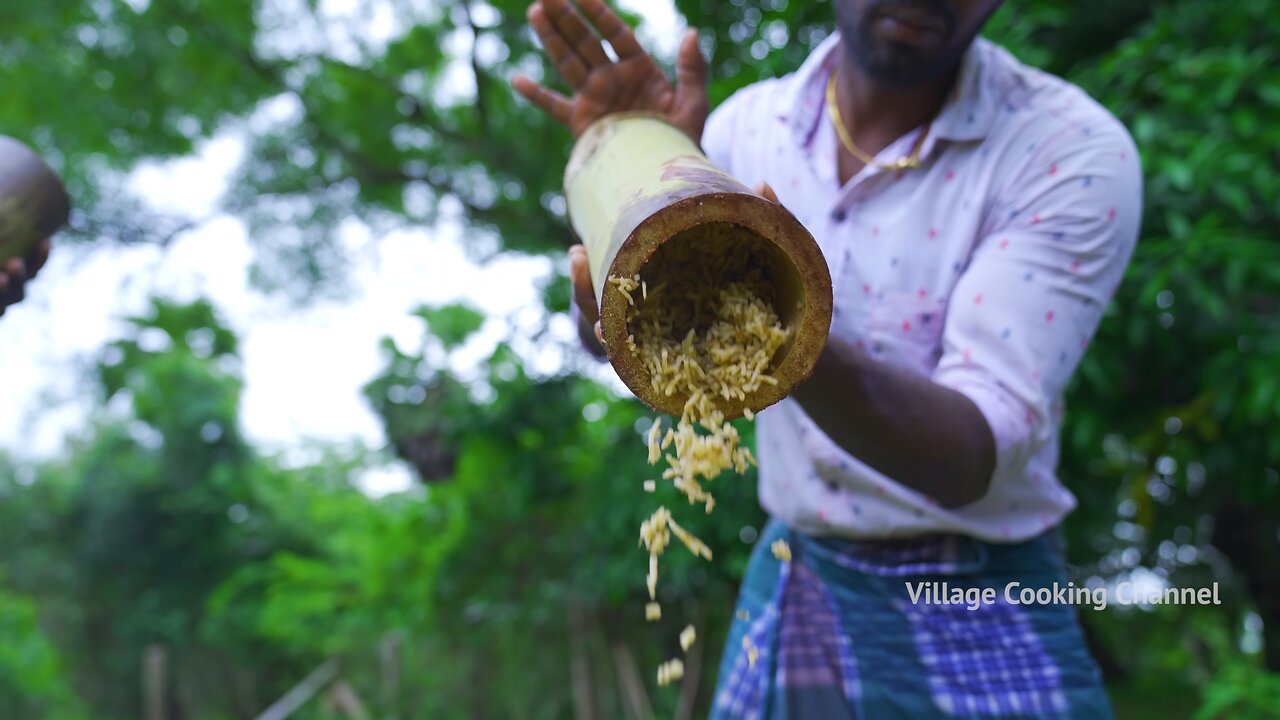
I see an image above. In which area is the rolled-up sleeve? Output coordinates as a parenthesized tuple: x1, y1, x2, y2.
(933, 120, 1143, 486)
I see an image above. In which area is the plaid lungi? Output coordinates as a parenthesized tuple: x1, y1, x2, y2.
(711, 520, 1113, 719)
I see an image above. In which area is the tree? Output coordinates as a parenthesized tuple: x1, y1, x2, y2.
(1, 0, 1277, 716)
(358, 300, 767, 717)
(2, 298, 359, 717)
(0, 582, 86, 720)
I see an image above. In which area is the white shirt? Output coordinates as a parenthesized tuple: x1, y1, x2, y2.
(701, 35, 1142, 542)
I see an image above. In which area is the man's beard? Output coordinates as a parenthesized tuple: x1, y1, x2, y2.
(838, 0, 964, 87)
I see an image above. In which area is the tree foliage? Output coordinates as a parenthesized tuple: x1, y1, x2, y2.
(0, 0, 1277, 717)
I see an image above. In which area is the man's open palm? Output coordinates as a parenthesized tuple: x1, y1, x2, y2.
(511, 0, 709, 142)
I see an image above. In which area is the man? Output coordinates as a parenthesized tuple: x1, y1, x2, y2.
(515, 0, 1140, 716)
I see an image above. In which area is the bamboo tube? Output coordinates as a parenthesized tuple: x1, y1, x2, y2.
(564, 113, 832, 418)
(0, 135, 72, 263)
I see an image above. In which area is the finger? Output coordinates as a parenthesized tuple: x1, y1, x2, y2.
(569, 245, 598, 313)
(674, 28, 708, 96)
(529, 3, 590, 88)
(541, 0, 609, 68)
(754, 181, 780, 205)
(577, 0, 644, 59)
(512, 75, 573, 125)
(0, 266, 24, 306)
(2, 258, 26, 283)
(569, 245, 599, 320)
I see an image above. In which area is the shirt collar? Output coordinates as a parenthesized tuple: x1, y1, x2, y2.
(931, 38, 997, 142)
(780, 33, 997, 147)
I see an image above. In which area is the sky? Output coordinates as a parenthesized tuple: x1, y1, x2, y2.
(0, 0, 681, 495)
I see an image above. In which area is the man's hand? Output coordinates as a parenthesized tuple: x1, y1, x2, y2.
(569, 243, 607, 358)
(511, 0, 710, 142)
(0, 239, 50, 318)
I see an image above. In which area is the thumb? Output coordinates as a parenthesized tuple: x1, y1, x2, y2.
(569, 245, 599, 321)
(27, 240, 51, 278)
(674, 28, 708, 99)
(754, 181, 780, 206)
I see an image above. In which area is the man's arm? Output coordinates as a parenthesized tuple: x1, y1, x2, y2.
(778, 121, 1143, 508)
(792, 344, 996, 508)
(745, 182, 994, 509)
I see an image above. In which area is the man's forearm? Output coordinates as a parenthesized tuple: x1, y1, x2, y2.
(790, 336, 996, 508)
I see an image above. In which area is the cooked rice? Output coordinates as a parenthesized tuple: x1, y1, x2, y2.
(646, 421, 663, 464)
(647, 553, 658, 600)
(656, 658, 684, 686)
(771, 538, 792, 562)
(610, 224, 794, 688)
(609, 275, 640, 306)
(639, 506, 711, 566)
(679, 625, 697, 652)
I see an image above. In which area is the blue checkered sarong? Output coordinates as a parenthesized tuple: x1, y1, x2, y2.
(711, 520, 1113, 720)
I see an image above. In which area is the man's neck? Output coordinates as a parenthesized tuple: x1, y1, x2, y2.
(834, 51, 958, 155)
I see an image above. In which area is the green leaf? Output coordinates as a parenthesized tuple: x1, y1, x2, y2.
(417, 302, 487, 350)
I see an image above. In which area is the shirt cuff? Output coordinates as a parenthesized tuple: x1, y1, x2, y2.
(933, 367, 1035, 490)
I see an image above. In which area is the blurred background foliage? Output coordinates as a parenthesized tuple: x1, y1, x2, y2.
(0, 0, 1277, 717)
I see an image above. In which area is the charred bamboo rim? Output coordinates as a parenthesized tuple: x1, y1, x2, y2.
(599, 191, 833, 419)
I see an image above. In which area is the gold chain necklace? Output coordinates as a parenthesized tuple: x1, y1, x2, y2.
(825, 71, 930, 171)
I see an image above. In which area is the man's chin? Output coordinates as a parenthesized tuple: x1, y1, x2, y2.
(865, 55, 948, 86)
(842, 29, 940, 82)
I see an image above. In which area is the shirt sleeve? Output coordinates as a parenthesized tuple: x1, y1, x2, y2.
(932, 119, 1143, 488)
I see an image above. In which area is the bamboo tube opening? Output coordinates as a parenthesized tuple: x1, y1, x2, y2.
(566, 114, 832, 420)
(596, 200, 828, 420)
(629, 220, 806, 374)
